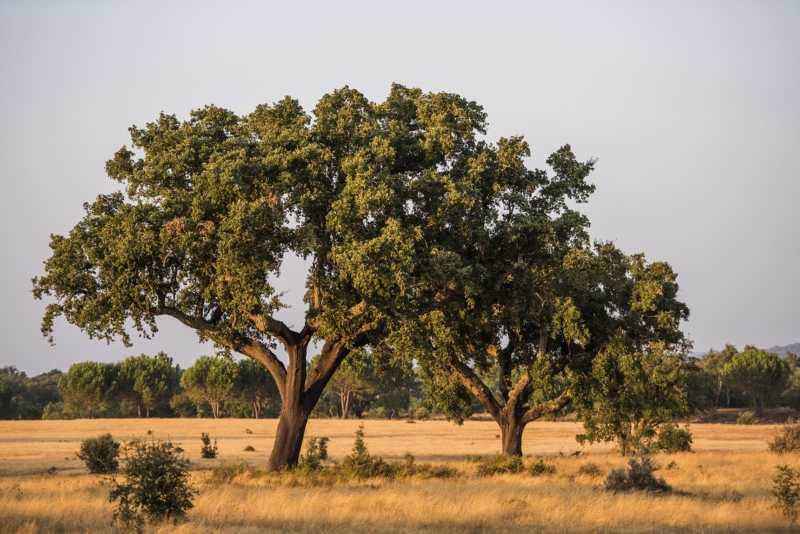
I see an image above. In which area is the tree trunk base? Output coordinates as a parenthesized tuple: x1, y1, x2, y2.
(500, 422, 525, 456)
(267, 410, 310, 471)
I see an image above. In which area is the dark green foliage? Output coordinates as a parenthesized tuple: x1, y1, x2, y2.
(769, 421, 800, 453)
(58, 361, 118, 419)
(118, 353, 180, 418)
(0, 367, 64, 420)
(182, 357, 237, 419)
(604, 457, 672, 493)
(773, 465, 800, 524)
(77, 433, 120, 474)
(652, 423, 693, 454)
(574, 342, 697, 456)
(109, 439, 196, 526)
(232, 358, 280, 419)
(200, 432, 218, 459)
(0, 380, 14, 419)
(722, 348, 790, 417)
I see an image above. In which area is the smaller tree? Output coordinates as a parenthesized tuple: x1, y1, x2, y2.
(573, 341, 697, 455)
(773, 465, 800, 525)
(181, 356, 237, 418)
(326, 357, 376, 420)
(109, 439, 196, 528)
(721, 348, 789, 418)
(699, 344, 738, 408)
(234, 358, 280, 419)
(77, 434, 120, 474)
(120, 353, 181, 418)
(58, 361, 118, 419)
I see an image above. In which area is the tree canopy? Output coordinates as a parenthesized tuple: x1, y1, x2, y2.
(721, 347, 790, 417)
(32, 83, 693, 464)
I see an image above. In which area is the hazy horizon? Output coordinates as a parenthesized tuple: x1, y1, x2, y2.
(1, 1, 798, 375)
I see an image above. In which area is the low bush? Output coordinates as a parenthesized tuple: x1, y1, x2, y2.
(737, 411, 758, 425)
(297, 436, 329, 472)
(475, 455, 525, 476)
(769, 421, 800, 453)
(773, 465, 800, 524)
(577, 462, 604, 478)
(109, 439, 196, 530)
(604, 457, 672, 493)
(200, 432, 217, 459)
(652, 423, 693, 454)
(76, 434, 120, 474)
(473, 454, 555, 477)
(527, 456, 556, 476)
(243, 445, 256, 452)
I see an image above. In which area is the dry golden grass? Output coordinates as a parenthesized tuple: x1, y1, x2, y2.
(0, 418, 793, 533)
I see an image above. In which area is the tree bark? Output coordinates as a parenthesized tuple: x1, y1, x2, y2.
(500, 419, 525, 456)
(267, 404, 311, 471)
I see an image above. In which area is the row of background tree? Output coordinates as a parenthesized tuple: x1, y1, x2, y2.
(0, 342, 798, 421)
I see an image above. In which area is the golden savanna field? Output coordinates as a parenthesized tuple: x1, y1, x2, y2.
(0, 418, 792, 533)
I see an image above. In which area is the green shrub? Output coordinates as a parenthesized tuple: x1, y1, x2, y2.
(297, 436, 330, 472)
(337, 424, 392, 479)
(109, 439, 196, 529)
(737, 411, 758, 425)
(772, 465, 800, 524)
(472, 455, 555, 477)
(769, 421, 800, 454)
(200, 432, 217, 459)
(653, 423, 693, 454)
(76, 434, 120, 474)
(527, 456, 556, 476)
(243, 445, 256, 452)
(475, 454, 525, 476)
(604, 457, 672, 493)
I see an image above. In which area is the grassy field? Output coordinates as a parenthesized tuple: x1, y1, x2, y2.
(0, 417, 793, 533)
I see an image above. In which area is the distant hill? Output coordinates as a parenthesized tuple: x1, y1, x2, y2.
(768, 343, 800, 357)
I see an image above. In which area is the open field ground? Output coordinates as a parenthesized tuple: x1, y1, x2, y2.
(0, 418, 794, 533)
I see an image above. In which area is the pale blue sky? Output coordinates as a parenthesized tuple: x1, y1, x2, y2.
(1, 1, 798, 374)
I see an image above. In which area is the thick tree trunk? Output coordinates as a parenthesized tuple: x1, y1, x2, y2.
(267, 403, 311, 470)
(500, 420, 525, 456)
(137, 405, 141, 418)
(146, 407, 150, 418)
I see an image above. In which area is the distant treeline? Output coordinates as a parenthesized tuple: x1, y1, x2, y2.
(1, 343, 798, 420)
